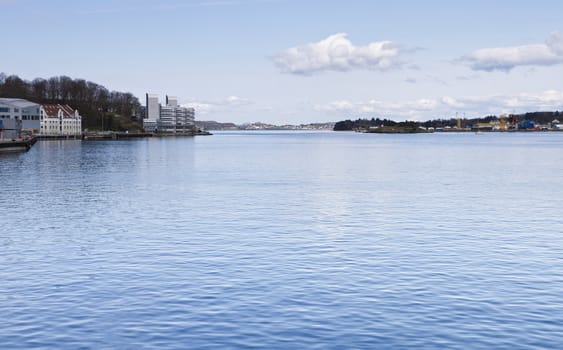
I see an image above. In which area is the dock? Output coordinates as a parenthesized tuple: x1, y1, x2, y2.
(0, 137, 37, 153)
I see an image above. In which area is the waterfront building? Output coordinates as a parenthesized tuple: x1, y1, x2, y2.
(166, 95, 178, 107)
(142, 93, 195, 133)
(175, 105, 195, 133)
(159, 104, 176, 132)
(0, 98, 41, 139)
(40, 104, 82, 136)
(144, 93, 160, 132)
(146, 93, 160, 120)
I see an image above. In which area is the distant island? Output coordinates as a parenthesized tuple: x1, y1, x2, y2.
(334, 113, 563, 132)
(196, 120, 335, 131)
(362, 121, 430, 134)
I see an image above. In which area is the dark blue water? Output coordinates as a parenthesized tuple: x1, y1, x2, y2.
(2, 131, 563, 349)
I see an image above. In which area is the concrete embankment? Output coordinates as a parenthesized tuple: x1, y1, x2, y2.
(82, 131, 211, 140)
(82, 132, 154, 140)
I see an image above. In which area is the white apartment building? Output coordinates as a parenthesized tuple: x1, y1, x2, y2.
(159, 104, 177, 132)
(176, 106, 195, 132)
(146, 93, 160, 120)
(143, 94, 195, 133)
(0, 98, 41, 139)
(40, 104, 82, 136)
(166, 95, 178, 107)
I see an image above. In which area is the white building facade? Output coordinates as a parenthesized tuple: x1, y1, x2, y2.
(0, 98, 41, 139)
(166, 95, 178, 107)
(143, 94, 195, 133)
(146, 93, 160, 120)
(40, 104, 82, 136)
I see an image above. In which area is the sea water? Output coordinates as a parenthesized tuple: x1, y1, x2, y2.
(2, 131, 563, 349)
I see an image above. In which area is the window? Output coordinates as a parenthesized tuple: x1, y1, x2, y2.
(0, 107, 9, 113)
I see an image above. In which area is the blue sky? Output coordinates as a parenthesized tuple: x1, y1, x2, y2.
(3, 0, 563, 123)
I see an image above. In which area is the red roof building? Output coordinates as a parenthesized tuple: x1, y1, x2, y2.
(41, 104, 80, 119)
(40, 104, 82, 136)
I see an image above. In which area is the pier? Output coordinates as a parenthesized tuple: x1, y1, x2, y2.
(0, 137, 37, 153)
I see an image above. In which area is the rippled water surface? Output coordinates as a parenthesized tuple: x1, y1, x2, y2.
(2, 131, 563, 349)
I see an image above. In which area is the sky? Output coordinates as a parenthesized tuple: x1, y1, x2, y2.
(3, 0, 563, 124)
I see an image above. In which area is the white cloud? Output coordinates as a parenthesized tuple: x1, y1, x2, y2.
(315, 98, 436, 120)
(274, 33, 403, 75)
(315, 90, 563, 120)
(441, 96, 465, 108)
(455, 74, 480, 81)
(314, 100, 357, 112)
(182, 96, 251, 114)
(403, 75, 446, 85)
(409, 98, 438, 110)
(182, 102, 213, 114)
(546, 31, 563, 55)
(225, 95, 251, 105)
(460, 32, 563, 71)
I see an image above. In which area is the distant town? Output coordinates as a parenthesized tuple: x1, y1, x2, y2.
(195, 120, 335, 131)
(333, 113, 563, 133)
(197, 112, 563, 133)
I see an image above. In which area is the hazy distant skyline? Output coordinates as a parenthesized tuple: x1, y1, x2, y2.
(3, 0, 563, 124)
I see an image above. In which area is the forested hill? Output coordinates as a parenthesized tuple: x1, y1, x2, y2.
(0, 73, 141, 131)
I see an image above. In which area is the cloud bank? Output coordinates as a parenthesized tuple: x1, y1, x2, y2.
(315, 90, 563, 120)
(461, 32, 563, 71)
(274, 33, 403, 75)
(182, 95, 251, 114)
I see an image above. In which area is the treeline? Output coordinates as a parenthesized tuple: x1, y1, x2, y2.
(334, 112, 562, 131)
(334, 118, 433, 131)
(0, 73, 141, 130)
(333, 118, 398, 131)
(519, 111, 561, 125)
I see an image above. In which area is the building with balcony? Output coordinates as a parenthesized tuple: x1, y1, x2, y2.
(143, 94, 195, 133)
